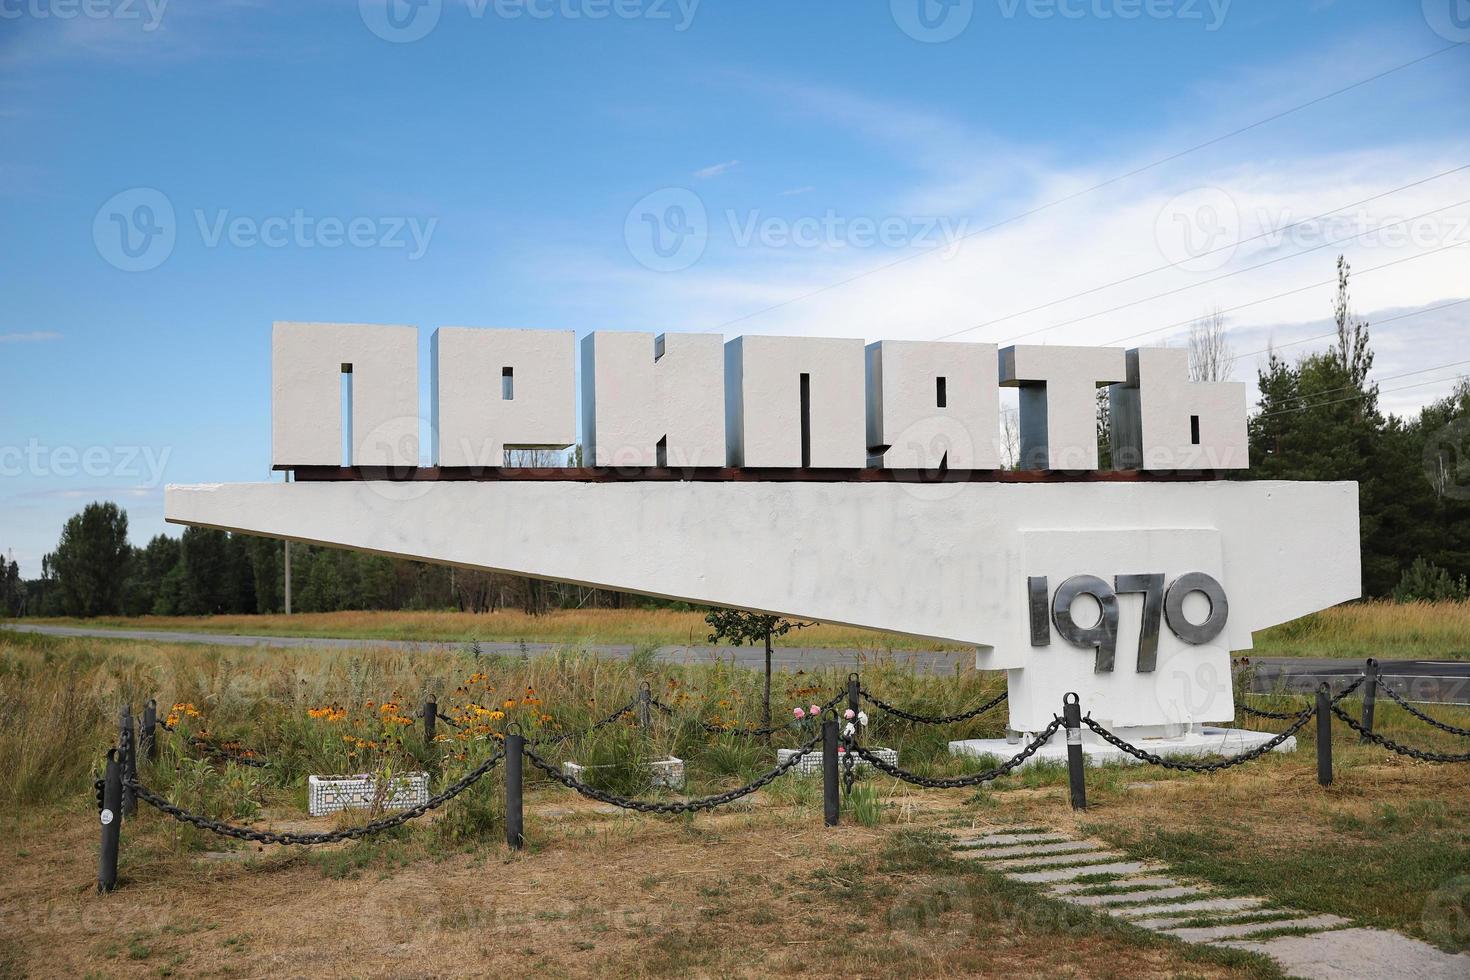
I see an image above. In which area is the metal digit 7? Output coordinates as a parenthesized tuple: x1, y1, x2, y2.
(1051, 575, 1119, 673)
(1114, 573, 1165, 673)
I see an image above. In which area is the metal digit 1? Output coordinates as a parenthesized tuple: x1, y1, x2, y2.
(1051, 575, 1120, 673)
(1163, 572, 1229, 645)
(1027, 576, 1050, 646)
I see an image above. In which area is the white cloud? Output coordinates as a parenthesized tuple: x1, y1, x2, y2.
(693, 159, 740, 179)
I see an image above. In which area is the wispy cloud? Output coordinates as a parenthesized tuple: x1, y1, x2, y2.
(781, 186, 815, 197)
(0, 331, 62, 344)
(694, 159, 740, 179)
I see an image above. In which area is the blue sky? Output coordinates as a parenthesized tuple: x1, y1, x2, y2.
(2, 0, 1468, 576)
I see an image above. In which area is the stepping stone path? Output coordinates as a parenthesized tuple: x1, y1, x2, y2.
(950, 828, 1470, 980)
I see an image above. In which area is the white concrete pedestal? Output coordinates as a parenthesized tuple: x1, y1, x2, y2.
(948, 726, 1296, 769)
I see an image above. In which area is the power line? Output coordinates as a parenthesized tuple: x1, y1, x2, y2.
(1235, 297, 1470, 362)
(992, 198, 1470, 346)
(937, 163, 1470, 341)
(701, 44, 1464, 333)
(1262, 357, 1470, 411)
(1257, 369, 1470, 421)
(1097, 239, 1469, 348)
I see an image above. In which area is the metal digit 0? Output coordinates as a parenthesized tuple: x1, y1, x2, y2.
(1163, 572, 1229, 645)
(1051, 575, 1120, 673)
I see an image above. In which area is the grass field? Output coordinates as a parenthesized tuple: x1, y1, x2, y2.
(15, 598, 1470, 660)
(3, 630, 1469, 977)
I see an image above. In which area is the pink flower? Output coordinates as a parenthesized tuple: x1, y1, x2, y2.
(844, 709, 856, 719)
(793, 707, 805, 719)
(809, 704, 821, 717)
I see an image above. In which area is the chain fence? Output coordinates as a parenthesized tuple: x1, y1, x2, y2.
(1329, 705, 1470, 763)
(95, 658, 1470, 893)
(843, 717, 1063, 788)
(522, 730, 825, 814)
(1371, 679, 1470, 738)
(859, 687, 1008, 726)
(127, 749, 505, 846)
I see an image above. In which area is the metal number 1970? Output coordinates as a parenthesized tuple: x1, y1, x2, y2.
(1027, 572, 1229, 673)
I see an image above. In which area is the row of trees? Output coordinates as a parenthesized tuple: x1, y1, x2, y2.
(12, 506, 635, 619)
(7, 257, 1467, 618)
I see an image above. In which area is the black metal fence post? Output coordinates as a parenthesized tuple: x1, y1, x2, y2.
(1063, 693, 1086, 810)
(1316, 683, 1333, 787)
(120, 705, 136, 818)
(847, 673, 860, 716)
(141, 699, 157, 761)
(423, 697, 437, 747)
(822, 717, 839, 827)
(504, 730, 525, 850)
(1360, 659, 1378, 744)
(638, 681, 652, 730)
(98, 749, 122, 893)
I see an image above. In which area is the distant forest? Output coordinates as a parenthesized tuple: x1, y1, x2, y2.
(4, 260, 1467, 619)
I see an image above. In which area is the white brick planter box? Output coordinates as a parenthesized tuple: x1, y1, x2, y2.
(778, 746, 897, 776)
(562, 757, 685, 790)
(308, 772, 430, 817)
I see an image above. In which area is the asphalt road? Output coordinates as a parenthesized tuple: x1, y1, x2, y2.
(6, 623, 1468, 703)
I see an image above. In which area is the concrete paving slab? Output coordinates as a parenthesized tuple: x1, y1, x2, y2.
(959, 839, 1110, 860)
(1050, 876, 1181, 895)
(986, 850, 1127, 870)
(1059, 886, 1206, 907)
(1116, 897, 1266, 919)
(953, 832, 1063, 847)
(1162, 914, 1348, 943)
(1008, 861, 1154, 884)
(1220, 927, 1470, 980)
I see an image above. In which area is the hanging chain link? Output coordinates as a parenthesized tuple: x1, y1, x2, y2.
(1081, 708, 1315, 773)
(1329, 704, 1470, 763)
(650, 689, 846, 738)
(1370, 679, 1470, 738)
(843, 717, 1065, 789)
(1238, 703, 1304, 720)
(127, 750, 505, 846)
(859, 688, 1008, 726)
(189, 736, 271, 768)
(533, 699, 639, 746)
(521, 730, 825, 814)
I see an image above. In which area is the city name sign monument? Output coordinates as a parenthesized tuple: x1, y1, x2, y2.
(165, 322, 1360, 763)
